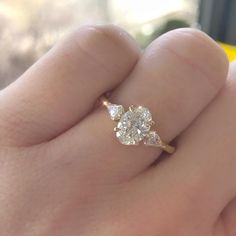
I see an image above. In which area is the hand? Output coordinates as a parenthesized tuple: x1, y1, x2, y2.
(0, 24, 235, 236)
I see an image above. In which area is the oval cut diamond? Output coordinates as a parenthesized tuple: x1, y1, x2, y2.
(116, 106, 152, 145)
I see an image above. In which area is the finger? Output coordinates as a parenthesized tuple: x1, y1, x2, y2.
(51, 29, 228, 182)
(134, 61, 236, 232)
(0, 25, 140, 146)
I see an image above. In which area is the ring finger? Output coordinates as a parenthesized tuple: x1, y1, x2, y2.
(51, 28, 228, 182)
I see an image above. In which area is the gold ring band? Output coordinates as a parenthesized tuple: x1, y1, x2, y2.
(102, 97, 175, 154)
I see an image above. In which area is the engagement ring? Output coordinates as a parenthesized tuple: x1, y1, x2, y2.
(102, 97, 175, 154)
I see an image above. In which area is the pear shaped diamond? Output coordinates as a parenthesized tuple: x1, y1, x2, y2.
(107, 104, 124, 121)
(144, 131, 162, 146)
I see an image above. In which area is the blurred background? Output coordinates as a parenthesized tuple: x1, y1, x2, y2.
(0, 0, 236, 89)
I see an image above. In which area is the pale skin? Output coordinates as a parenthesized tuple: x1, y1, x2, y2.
(0, 24, 236, 236)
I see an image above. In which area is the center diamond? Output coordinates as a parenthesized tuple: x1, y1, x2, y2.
(116, 106, 153, 145)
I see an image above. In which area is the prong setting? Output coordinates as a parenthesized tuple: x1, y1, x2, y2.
(129, 105, 136, 112)
(150, 120, 155, 126)
(102, 97, 175, 153)
(114, 127, 119, 132)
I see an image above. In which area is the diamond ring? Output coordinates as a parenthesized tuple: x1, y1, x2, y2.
(102, 97, 175, 154)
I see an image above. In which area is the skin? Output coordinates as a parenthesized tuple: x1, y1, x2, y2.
(0, 24, 235, 236)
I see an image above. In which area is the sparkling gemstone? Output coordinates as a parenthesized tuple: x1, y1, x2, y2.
(144, 131, 161, 146)
(116, 106, 153, 145)
(107, 104, 124, 120)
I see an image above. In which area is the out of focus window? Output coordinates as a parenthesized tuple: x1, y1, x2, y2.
(0, 0, 199, 88)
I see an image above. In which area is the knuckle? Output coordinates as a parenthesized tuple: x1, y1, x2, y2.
(69, 24, 139, 60)
(148, 28, 228, 90)
(60, 24, 139, 75)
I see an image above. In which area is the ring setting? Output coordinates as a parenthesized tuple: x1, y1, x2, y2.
(102, 98, 175, 154)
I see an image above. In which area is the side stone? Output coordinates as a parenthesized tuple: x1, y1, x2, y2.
(107, 104, 124, 121)
(144, 131, 162, 146)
